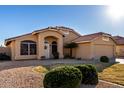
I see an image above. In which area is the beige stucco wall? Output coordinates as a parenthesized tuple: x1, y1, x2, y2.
(91, 36, 116, 59)
(63, 31, 80, 44)
(75, 42, 92, 59)
(63, 48, 76, 58)
(116, 45, 124, 57)
(45, 36, 57, 44)
(63, 31, 80, 56)
(37, 30, 64, 59)
(75, 36, 116, 59)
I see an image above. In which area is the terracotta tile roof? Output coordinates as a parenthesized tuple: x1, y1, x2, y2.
(5, 26, 81, 42)
(72, 32, 111, 43)
(5, 26, 81, 45)
(34, 26, 81, 36)
(113, 36, 124, 45)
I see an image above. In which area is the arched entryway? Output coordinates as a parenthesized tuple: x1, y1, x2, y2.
(44, 36, 58, 59)
(37, 30, 64, 59)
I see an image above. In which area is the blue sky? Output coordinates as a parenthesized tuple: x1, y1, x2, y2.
(0, 5, 124, 46)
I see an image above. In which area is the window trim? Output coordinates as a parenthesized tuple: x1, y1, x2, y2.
(20, 40, 37, 55)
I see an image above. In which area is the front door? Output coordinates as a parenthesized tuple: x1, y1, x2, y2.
(44, 43, 50, 59)
(51, 41, 58, 58)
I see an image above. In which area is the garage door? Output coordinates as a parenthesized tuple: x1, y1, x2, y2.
(93, 44, 114, 58)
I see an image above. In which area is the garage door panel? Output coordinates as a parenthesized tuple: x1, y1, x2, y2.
(93, 45, 113, 58)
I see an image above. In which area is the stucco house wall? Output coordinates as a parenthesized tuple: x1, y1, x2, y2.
(37, 30, 64, 59)
(112, 36, 124, 57)
(74, 35, 116, 60)
(63, 31, 80, 56)
(63, 31, 80, 44)
(91, 36, 116, 59)
(116, 45, 124, 57)
(75, 42, 92, 59)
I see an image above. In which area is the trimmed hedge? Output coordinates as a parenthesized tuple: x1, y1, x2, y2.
(100, 56, 109, 63)
(43, 66, 82, 88)
(74, 64, 98, 85)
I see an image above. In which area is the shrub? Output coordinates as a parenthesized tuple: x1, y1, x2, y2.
(74, 64, 98, 85)
(32, 66, 48, 74)
(100, 56, 109, 63)
(43, 66, 82, 88)
(0, 53, 11, 61)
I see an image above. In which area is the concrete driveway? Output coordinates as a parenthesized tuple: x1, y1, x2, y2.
(116, 58, 124, 64)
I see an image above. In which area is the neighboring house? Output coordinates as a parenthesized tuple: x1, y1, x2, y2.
(0, 46, 11, 56)
(113, 36, 124, 57)
(5, 26, 116, 60)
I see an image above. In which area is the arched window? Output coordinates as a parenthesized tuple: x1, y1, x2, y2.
(20, 40, 36, 55)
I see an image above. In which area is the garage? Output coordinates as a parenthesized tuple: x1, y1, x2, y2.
(93, 44, 114, 58)
(73, 32, 116, 60)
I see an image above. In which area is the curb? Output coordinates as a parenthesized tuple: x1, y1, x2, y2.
(99, 80, 124, 88)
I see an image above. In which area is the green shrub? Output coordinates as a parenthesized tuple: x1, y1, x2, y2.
(0, 53, 11, 61)
(43, 66, 82, 88)
(74, 64, 98, 85)
(100, 56, 109, 63)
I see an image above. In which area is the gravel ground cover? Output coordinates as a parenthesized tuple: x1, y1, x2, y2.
(0, 67, 44, 88)
(0, 66, 123, 88)
(0, 59, 122, 88)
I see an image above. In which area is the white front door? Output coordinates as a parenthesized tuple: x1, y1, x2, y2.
(44, 43, 50, 59)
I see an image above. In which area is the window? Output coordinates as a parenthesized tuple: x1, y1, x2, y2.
(21, 43, 28, 55)
(21, 40, 36, 55)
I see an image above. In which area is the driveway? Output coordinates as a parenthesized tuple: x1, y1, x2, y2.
(116, 58, 124, 64)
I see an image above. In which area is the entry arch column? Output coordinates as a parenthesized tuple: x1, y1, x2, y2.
(57, 36, 64, 58)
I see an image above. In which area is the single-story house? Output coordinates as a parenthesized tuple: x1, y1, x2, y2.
(5, 26, 116, 60)
(113, 36, 124, 57)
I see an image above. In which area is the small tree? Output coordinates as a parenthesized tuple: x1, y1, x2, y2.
(64, 42, 78, 57)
